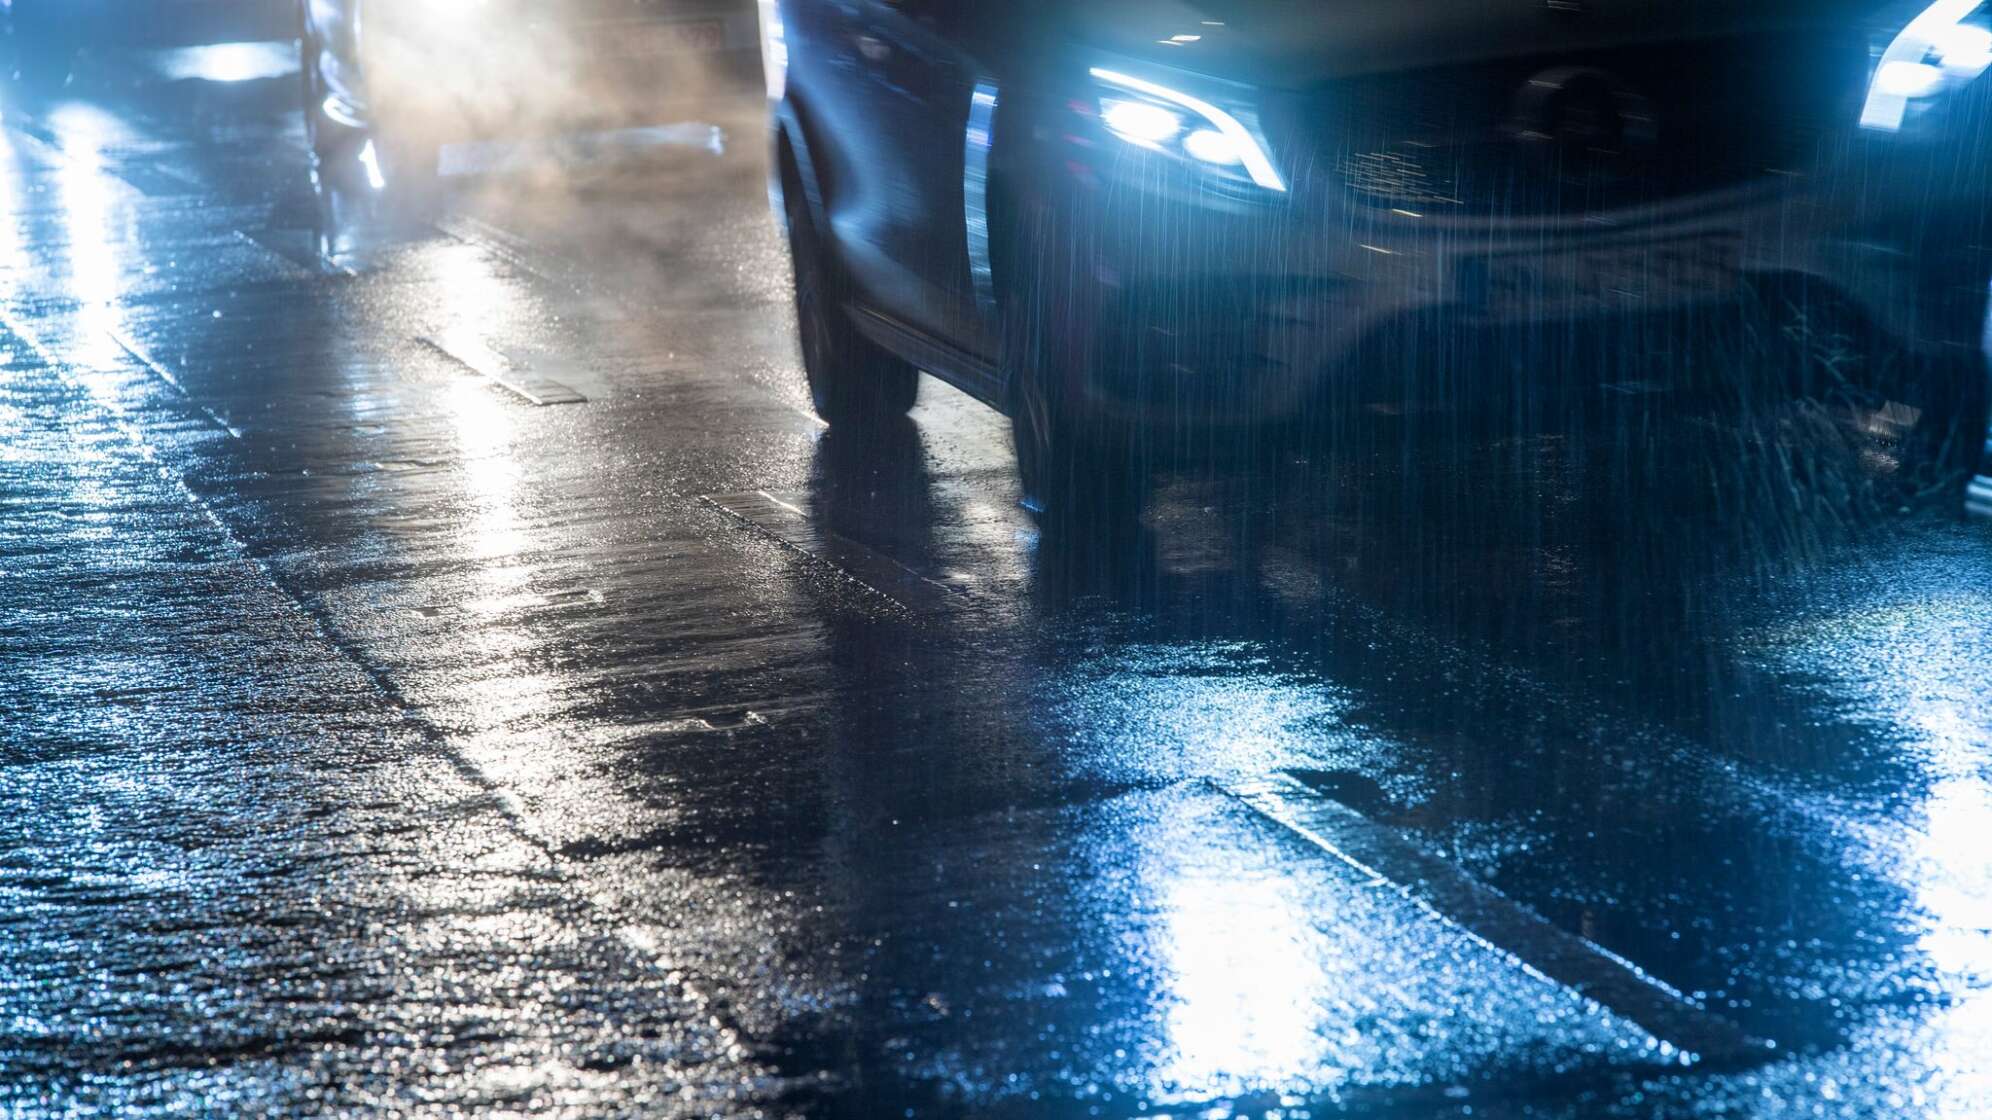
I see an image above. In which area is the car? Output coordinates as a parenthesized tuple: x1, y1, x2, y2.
(6, 0, 289, 89)
(299, 0, 762, 198)
(760, 0, 1992, 519)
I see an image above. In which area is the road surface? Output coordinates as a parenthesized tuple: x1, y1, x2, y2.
(2, 36, 1989, 1120)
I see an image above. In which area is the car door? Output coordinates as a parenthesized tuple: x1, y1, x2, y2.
(808, 0, 989, 360)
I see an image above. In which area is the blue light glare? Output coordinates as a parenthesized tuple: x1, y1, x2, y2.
(1181, 128, 1244, 166)
(964, 83, 999, 319)
(1861, 0, 1992, 132)
(1101, 99, 1185, 147)
(154, 41, 299, 84)
(1089, 67, 1287, 191)
(357, 140, 387, 192)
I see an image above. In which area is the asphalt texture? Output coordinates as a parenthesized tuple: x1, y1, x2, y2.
(3, 34, 1991, 1120)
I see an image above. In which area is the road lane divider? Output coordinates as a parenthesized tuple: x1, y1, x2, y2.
(418, 328, 588, 406)
(235, 227, 360, 278)
(703, 489, 976, 614)
(1224, 771, 1773, 1071)
(435, 213, 576, 293)
(105, 327, 243, 438)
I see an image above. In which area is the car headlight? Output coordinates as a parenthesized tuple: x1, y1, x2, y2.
(1089, 67, 1286, 192)
(1861, 0, 1992, 132)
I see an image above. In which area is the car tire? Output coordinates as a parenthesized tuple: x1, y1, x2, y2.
(783, 161, 920, 428)
(1001, 202, 1144, 524)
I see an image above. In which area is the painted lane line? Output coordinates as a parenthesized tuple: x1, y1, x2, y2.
(418, 329, 587, 407)
(703, 489, 974, 614)
(105, 327, 244, 439)
(434, 213, 572, 292)
(1224, 771, 1772, 1070)
(234, 227, 359, 278)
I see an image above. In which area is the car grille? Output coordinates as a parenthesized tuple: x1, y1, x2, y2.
(1276, 32, 1871, 217)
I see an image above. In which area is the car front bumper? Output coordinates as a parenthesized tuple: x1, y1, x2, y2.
(1019, 117, 1992, 491)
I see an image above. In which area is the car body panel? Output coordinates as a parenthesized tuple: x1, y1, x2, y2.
(765, 0, 1991, 462)
(791, 0, 985, 349)
(1048, 0, 1889, 88)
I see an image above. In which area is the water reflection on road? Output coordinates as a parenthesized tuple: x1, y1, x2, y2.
(2, 36, 1990, 1120)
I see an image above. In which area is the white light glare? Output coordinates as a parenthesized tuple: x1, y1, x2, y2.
(1862, 0, 1992, 132)
(1102, 99, 1185, 146)
(160, 41, 298, 83)
(1938, 21, 1992, 75)
(1181, 128, 1243, 165)
(1090, 67, 1287, 191)
(1875, 60, 1949, 99)
(358, 140, 387, 191)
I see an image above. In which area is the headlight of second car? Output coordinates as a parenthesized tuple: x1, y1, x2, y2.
(1861, 0, 1992, 132)
(1089, 67, 1287, 193)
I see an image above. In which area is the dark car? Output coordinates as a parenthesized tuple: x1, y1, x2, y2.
(762, 0, 1992, 518)
(299, 0, 761, 194)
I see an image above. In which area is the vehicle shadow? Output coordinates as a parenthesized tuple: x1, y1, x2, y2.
(779, 295, 1985, 1078)
(1041, 290, 1984, 676)
(809, 417, 943, 558)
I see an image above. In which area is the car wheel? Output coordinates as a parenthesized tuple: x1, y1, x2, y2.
(1002, 203, 1144, 524)
(783, 161, 919, 427)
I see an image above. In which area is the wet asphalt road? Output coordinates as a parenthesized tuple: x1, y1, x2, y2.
(3, 36, 1991, 1120)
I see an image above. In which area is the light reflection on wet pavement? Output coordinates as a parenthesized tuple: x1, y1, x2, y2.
(1, 36, 1989, 1120)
